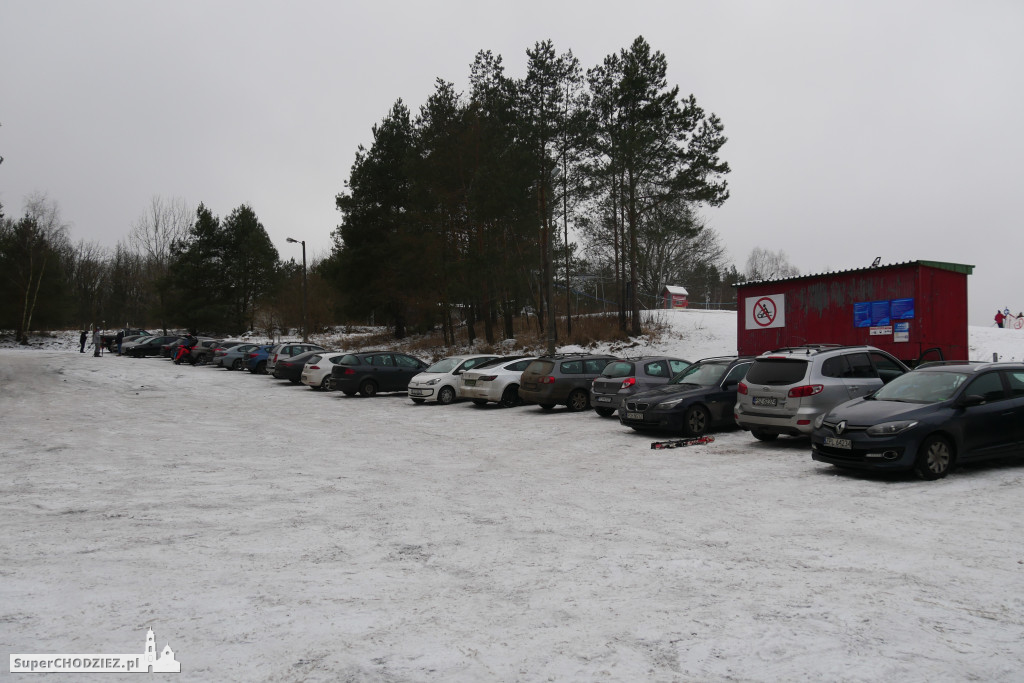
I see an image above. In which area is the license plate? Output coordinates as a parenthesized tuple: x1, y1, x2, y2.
(463, 379, 476, 386)
(626, 412, 644, 420)
(597, 396, 612, 403)
(752, 397, 778, 407)
(824, 436, 852, 449)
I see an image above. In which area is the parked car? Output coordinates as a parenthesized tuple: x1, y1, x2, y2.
(272, 350, 328, 384)
(301, 352, 348, 390)
(245, 344, 277, 374)
(458, 356, 536, 407)
(618, 356, 753, 436)
(812, 361, 1024, 480)
(330, 351, 429, 397)
(124, 335, 182, 358)
(407, 354, 502, 405)
(734, 344, 909, 441)
(101, 328, 149, 352)
(120, 335, 157, 354)
(212, 342, 257, 369)
(187, 338, 225, 365)
(161, 337, 190, 359)
(265, 342, 325, 374)
(518, 352, 618, 412)
(590, 355, 691, 417)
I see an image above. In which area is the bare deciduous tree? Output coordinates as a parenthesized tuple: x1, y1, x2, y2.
(128, 196, 192, 333)
(745, 247, 800, 281)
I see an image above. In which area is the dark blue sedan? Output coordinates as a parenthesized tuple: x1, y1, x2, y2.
(811, 361, 1024, 480)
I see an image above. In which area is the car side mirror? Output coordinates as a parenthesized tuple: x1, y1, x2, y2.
(959, 394, 986, 407)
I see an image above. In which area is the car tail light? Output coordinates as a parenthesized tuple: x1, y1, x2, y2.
(342, 368, 355, 375)
(245, 353, 255, 360)
(309, 365, 320, 370)
(620, 377, 636, 389)
(788, 384, 824, 398)
(738, 382, 748, 395)
(539, 376, 556, 384)
(272, 354, 279, 362)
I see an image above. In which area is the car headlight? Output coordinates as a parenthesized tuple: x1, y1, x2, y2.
(813, 413, 828, 429)
(866, 420, 918, 436)
(658, 398, 684, 409)
(425, 378, 441, 385)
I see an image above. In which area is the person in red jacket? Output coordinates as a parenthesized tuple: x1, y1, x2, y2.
(995, 310, 1006, 328)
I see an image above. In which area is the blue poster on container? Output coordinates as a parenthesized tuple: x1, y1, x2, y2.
(891, 297, 915, 319)
(870, 300, 891, 326)
(853, 302, 872, 328)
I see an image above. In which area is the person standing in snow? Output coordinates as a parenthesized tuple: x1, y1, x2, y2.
(115, 329, 124, 355)
(92, 327, 102, 356)
(79, 330, 87, 353)
(995, 310, 1006, 328)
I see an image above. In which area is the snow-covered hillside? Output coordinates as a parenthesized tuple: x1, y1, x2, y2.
(2, 313, 1024, 681)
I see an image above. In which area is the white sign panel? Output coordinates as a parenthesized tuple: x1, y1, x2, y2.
(745, 294, 785, 330)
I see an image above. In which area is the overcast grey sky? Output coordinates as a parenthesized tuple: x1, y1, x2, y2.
(2, 0, 1021, 325)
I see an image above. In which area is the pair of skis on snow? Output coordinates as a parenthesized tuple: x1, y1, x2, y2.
(650, 435, 715, 450)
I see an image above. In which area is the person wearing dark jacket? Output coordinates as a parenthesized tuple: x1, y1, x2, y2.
(79, 330, 87, 353)
(115, 329, 125, 355)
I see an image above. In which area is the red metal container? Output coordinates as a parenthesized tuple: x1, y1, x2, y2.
(735, 260, 972, 363)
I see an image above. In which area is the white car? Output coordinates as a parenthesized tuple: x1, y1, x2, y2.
(300, 352, 348, 390)
(458, 356, 536, 407)
(407, 354, 501, 405)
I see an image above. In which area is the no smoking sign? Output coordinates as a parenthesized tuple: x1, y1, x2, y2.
(745, 294, 786, 330)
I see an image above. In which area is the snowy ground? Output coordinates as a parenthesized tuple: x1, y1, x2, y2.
(3, 311, 1024, 681)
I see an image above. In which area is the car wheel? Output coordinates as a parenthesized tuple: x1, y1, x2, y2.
(411, 398, 426, 404)
(359, 380, 378, 397)
(565, 389, 589, 412)
(195, 354, 209, 366)
(683, 405, 710, 437)
(540, 404, 555, 411)
(751, 429, 778, 442)
(472, 398, 489, 406)
(500, 385, 521, 408)
(256, 361, 267, 375)
(231, 359, 242, 371)
(437, 386, 456, 405)
(914, 435, 953, 480)
(595, 407, 615, 417)
(320, 376, 333, 391)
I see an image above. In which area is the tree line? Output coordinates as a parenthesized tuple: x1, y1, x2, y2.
(0, 195, 314, 343)
(1, 36, 805, 346)
(322, 36, 739, 349)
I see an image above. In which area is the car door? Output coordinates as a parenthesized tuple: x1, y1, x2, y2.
(842, 352, 884, 399)
(365, 353, 400, 391)
(958, 371, 1015, 460)
(393, 354, 425, 390)
(1004, 370, 1024, 452)
(710, 361, 752, 422)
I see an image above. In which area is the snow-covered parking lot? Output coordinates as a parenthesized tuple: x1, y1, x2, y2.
(3, 320, 1024, 681)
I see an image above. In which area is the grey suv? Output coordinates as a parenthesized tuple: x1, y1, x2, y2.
(734, 344, 908, 441)
(518, 353, 617, 412)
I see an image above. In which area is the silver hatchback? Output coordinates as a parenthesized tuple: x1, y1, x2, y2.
(733, 345, 908, 441)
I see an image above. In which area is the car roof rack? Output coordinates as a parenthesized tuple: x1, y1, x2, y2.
(915, 359, 989, 369)
(695, 355, 751, 363)
(762, 344, 847, 356)
(537, 352, 611, 359)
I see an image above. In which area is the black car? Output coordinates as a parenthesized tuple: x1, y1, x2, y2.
(272, 350, 327, 384)
(330, 351, 428, 397)
(125, 335, 183, 358)
(812, 361, 1024, 480)
(618, 356, 753, 436)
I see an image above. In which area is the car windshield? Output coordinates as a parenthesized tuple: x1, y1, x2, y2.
(426, 358, 463, 374)
(601, 361, 636, 378)
(670, 362, 727, 386)
(872, 371, 969, 403)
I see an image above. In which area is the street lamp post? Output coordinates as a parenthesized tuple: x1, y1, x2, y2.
(286, 237, 308, 342)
